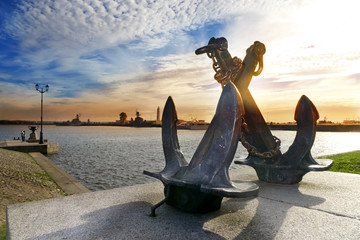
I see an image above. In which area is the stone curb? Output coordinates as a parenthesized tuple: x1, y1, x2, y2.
(6, 168, 360, 239)
(29, 152, 90, 195)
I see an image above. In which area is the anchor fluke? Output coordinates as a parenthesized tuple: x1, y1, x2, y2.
(236, 94, 334, 184)
(304, 158, 334, 171)
(144, 82, 258, 214)
(143, 96, 188, 179)
(280, 95, 319, 168)
(295, 95, 319, 122)
(281, 95, 333, 171)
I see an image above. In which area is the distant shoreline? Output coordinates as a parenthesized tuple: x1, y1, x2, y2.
(0, 120, 161, 127)
(269, 123, 360, 132)
(1, 120, 360, 132)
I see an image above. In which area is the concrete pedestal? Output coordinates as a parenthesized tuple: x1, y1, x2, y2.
(6, 167, 360, 240)
(28, 132, 38, 142)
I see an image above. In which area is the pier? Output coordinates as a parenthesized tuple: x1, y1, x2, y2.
(0, 140, 58, 154)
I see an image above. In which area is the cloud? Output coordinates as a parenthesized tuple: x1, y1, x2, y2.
(1, 0, 359, 122)
(2, 0, 261, 50)
(0, 0, 300, 93)
(2, 0, 305, 59)
(349, 73, 360, 80)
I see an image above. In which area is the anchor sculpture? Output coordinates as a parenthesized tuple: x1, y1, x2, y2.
(143, 82, 258, 215)
(196, 37, 333, 184)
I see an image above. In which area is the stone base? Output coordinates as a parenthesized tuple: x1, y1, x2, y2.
(28, 132, 38, 141)
(6, 167, 360, 240)
(164, 185, 223, 213)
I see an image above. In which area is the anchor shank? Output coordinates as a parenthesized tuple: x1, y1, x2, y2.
(232, 52, 277, 153)
(241, 89, 277, 153)
(233, 61, 255, 90)
(216, 41, 276, 154)
(232, 42, 263, 90)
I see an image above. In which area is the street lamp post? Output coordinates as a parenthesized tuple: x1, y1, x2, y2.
(35, 84, 49, 144)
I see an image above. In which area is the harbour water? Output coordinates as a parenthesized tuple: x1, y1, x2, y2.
(1, 125, 360, 191)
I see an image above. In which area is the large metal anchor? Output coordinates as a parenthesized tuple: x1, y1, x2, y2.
(196, 37, 333, 184)
(143, 82, 258, 215)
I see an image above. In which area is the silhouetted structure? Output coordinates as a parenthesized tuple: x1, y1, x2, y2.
(35, 84, 49, 144)
(119, 112, 128, 124)
(157, 107, 160, 122)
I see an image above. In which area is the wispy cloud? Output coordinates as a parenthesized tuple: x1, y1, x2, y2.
(3, 0, 278, 50)
(0, 0, 359, 122)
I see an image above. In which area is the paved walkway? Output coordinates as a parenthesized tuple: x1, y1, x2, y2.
(6, 167, 360, 239)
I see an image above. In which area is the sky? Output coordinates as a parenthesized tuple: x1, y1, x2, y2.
(0, 0, 359, 123)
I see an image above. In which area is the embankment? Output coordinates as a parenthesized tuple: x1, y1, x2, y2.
(0, 148, 89, 226)
(0, 148, 64, 225)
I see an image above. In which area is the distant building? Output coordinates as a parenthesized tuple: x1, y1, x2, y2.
(116, 107, 162, 127)
(128, 110, 152, 127)
(116, 112, 128, 125)
(153, 106, 162, 126)
(157, 106, 160, 122)
(72, 114, 81, 124)
(55, 114, 82, 126)
(318, 116, 333, 124)
(343, 120, 360, 124)
(134, 110, 144, 124)
(177, 119, 209, 130)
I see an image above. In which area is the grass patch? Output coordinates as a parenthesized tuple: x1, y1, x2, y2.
(28, 154, 67, 196)
(321, 150, 360, 174)
(33, 171, 56, 185)
(0, 224, 6, 240)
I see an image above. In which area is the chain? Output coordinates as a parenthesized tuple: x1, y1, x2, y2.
(206, 46, 276, 158)
(239, 124, 281, 159)
(207, 52, 221, 74)
(207, 52, 242, 87)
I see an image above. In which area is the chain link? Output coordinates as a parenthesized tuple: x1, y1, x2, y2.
(207, 52, 242, 87)
(206, 46, 276, 159)
(239, 124, 281, 159)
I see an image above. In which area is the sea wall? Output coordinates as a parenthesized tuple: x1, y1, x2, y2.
(0, 140, 58, 154)
(47, 142, 58, 153)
